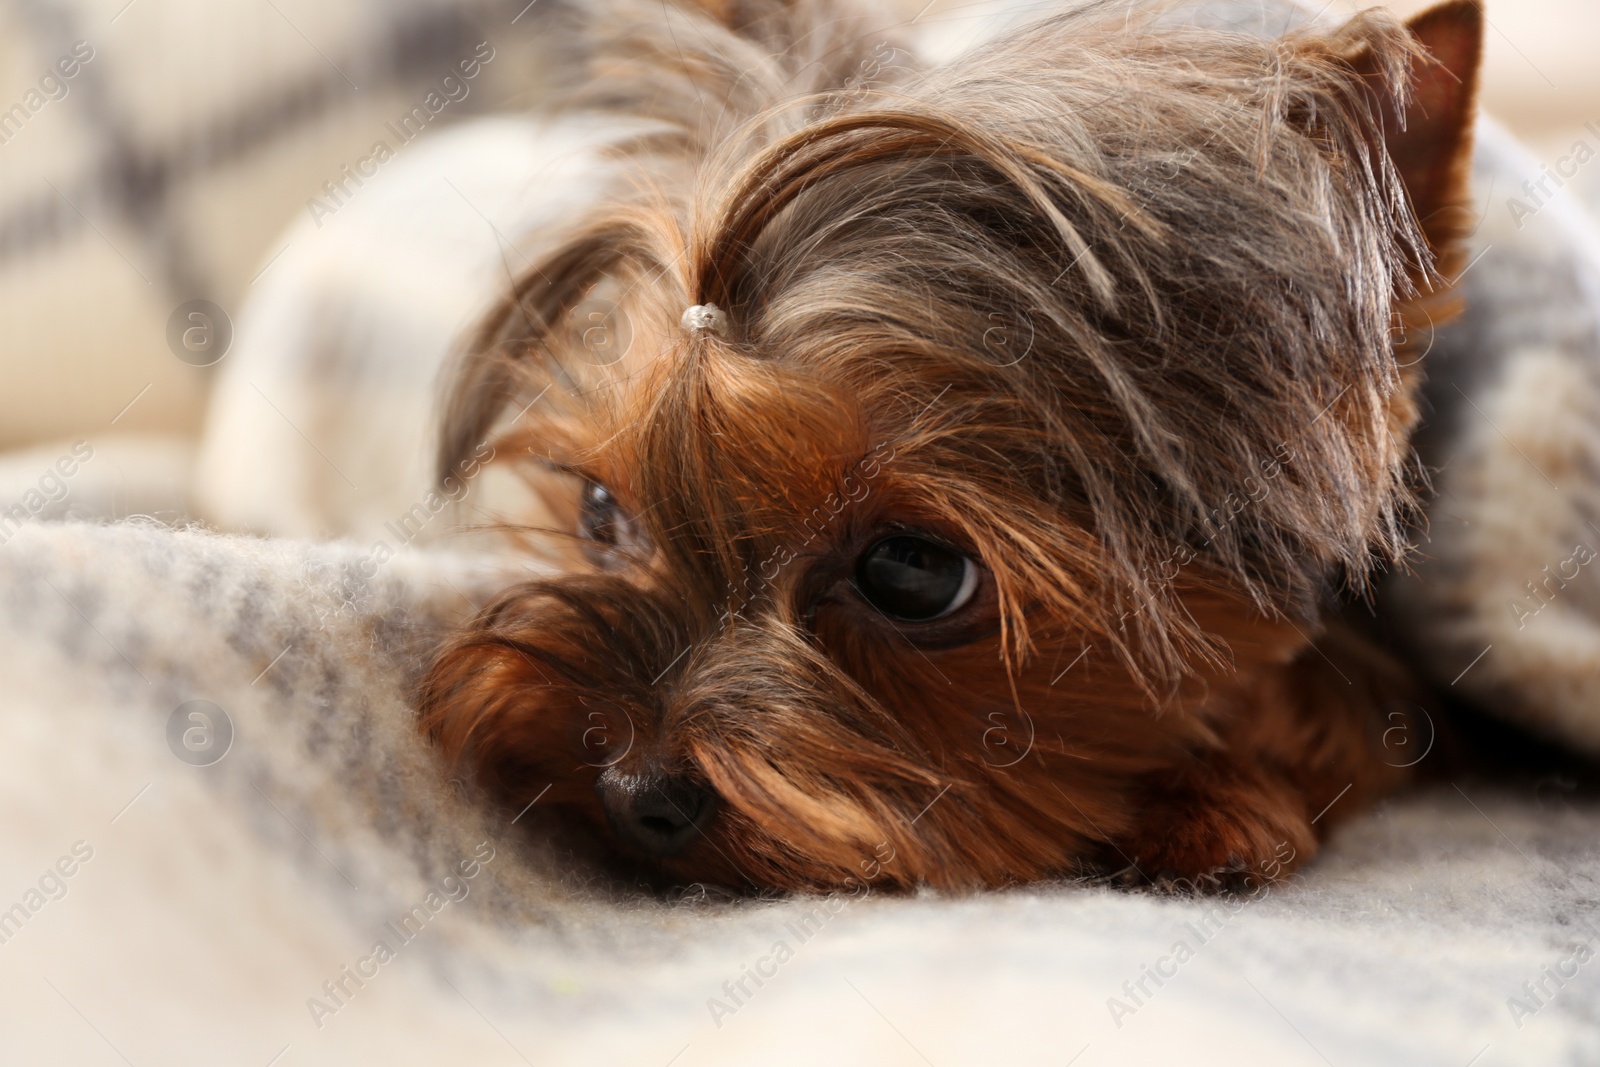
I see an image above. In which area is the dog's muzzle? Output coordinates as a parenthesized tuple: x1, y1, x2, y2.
(595, 767, 718, 856)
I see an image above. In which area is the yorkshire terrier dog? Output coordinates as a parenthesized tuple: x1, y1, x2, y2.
(419, 0, 1492, 891)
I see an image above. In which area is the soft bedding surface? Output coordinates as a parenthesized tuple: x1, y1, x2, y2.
(1, 519, 1598, 1066)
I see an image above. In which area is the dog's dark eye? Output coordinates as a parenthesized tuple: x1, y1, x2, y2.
(578, 481, 640, 552)
(854, 535, 978, 621)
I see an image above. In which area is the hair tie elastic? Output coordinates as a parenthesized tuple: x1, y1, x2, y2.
(680, 303, 729, 337)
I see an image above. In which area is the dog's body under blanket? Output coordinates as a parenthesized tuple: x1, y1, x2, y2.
(1382, 119, 1600, 755)
(4, 0, 1600, 1063)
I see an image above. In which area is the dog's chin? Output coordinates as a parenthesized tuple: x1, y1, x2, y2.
(496, 787, 841, 897)
(529, 807, 750, 897)
(533, 802, 889, 896)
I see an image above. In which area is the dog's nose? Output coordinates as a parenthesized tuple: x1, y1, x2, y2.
(595, 768, 717, 856)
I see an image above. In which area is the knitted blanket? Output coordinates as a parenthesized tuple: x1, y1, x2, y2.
(0, 520, 1597, 1065)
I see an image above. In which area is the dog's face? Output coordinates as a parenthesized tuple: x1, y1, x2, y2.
(420, 0, 1483, 892)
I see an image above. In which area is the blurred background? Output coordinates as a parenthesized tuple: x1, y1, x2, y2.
(0, 0, 1593, 465)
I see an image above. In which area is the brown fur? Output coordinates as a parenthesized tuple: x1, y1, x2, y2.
(419, 0, 1483, 892)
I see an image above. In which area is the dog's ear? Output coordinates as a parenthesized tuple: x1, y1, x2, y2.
(1352, 1, 1485, 261)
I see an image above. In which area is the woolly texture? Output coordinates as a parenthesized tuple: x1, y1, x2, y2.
(0, 521, 1597, 1064)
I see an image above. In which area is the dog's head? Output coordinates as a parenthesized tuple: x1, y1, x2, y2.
(420, 0, 1481, 891)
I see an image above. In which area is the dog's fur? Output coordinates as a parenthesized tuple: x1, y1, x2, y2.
(418, 0, 1488, 891)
